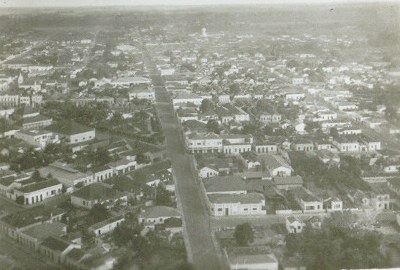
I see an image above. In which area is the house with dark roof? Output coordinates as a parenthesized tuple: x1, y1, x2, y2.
(273, 176, 303, 190)
(292, 188, 323, 212)
(88, 215, 125, 236)
(13, 179, 62, 205)
(138, 206, 181, 228)
(203, 176, 247, 195)
(0, 205, 65, 240)
(71, 183, 127, 209)
(19, 222, 67, 250)
(39, 161, 94, 190)
(285, 216, 305, 234)
(47, 120, 95, 145)
(260, 154, 292, 177)
(39, 236, 81, 264)
(22, 114, 53, 129)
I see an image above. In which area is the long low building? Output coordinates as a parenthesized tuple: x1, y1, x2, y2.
(13, 179, 63, 205)
(208, 193, 266, 216)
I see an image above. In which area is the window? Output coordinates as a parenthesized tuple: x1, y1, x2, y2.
(252, 208, 257, 211)
(218, 208, 222, 211)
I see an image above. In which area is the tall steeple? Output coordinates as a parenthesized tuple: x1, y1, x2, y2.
(18, 73, 23, 85)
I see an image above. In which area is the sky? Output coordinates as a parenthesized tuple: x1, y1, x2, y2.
(0, 0, 393, 8)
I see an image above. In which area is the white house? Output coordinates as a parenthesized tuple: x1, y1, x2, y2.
(294, 188, 323, 212)
(186, 132, 223, 153)
(71, 183, 127, 209)
(199, 166, 219, 178)
(227, 248, 278, 270)
(138, 206, 181, 226)
(208, 193, 266, 216)
(47, 121, 95, 145)
(15, 129, 59, 150)
(14, 179, 63, 205)
(255, 142, 278, 154)
(261, 154, 292, 177)
(128, 88, 155, 102)
(260, 113, 282, 124)
(111, 76, 151, 87)
(333, 137, 360, 152)
(286, 216, 305, 234)
(89, 215, 125, 236)
(172, 92, 204, 106)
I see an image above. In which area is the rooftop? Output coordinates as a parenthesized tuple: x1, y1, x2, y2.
(41, 236, 72, 252)
(208, 193, 265, 204)
(273, 176, 303, 186)
(22, 222, 66, 240)
(203, 176, 246, 193)
(71, 183, 123, 201)
(140, 206, 181, 219)
(17, 179, 61, 193)
(47, 120, 94, 135)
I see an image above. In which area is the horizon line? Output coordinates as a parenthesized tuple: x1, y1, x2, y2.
(0, 0, 396, 9)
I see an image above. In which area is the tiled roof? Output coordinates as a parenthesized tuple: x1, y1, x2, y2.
(18, 179, 61, 193)
(71, 183, 122, 201)
(140, 206, 181, 219)
(47, 120, 93, 135)
(41, 236, 71, 251)
(203, 176, 246, 193)
(208, 193, 265, 204)
(273, 176, 303, 186)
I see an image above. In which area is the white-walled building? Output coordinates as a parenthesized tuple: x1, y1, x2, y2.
(71, 183, 127, 209)
(89, 215, 125, 236)
(111, 76, 151, 87)
(48, 121, 95, 145)
(15, 129, 59, 149)
(199, 166, 219, 178)
(138, 206, 181, 226)
(208, 193, 266, 216)
(286, 216, 305, 234)
(14, 179, 62, 205)
(260, 113, 282, 124)
(227, 249, 278, 270)
(172, 92, 204, 106)
(128, 88, 155, 102)
(186, 132, 223, 153)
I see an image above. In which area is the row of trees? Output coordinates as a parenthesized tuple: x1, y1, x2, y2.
(289, 152, 370, 191)
(285, 212, 388, 270)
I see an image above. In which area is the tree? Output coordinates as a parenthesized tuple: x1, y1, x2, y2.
(112, 222, 135, 247)
(200, 99, 214, 113)
(206, 119, 219, 134)
(229, 83, 241, 95)
(234, 223, 254, 246)
(16, 196, 25, 205)
(81, 228, 96, 248)
(330, 127, 339, 139)
(89, 203, 110, 223)
(31, 169, 42, 181)
(155, 185, 174, 207)
(284, 212, 388, 270)
(136, 153, 149, 164)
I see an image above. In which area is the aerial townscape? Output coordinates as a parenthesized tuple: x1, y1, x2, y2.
(0, 1, 399, 270)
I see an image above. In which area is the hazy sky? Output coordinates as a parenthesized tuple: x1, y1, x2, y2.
(0, 0, 392, 8)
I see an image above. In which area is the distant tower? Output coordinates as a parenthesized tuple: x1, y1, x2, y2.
(201, 27, 207, 37)
(18, 73, 23, 85)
